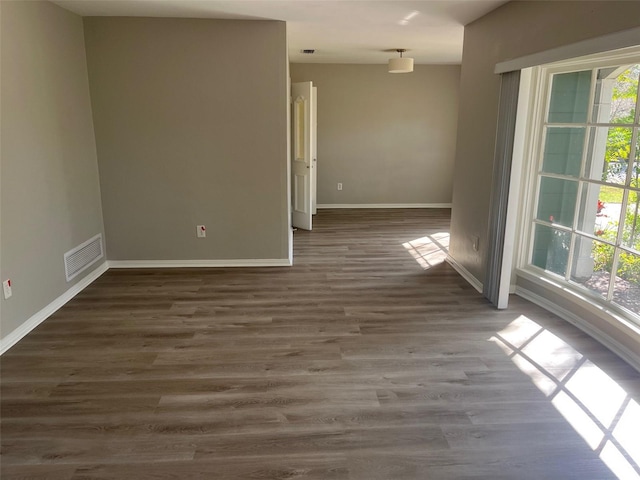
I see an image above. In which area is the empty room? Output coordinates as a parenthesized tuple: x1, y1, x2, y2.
(1, 1, 640, 478)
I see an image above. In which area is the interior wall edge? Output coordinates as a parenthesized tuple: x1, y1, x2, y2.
(445, 255, 484, 294)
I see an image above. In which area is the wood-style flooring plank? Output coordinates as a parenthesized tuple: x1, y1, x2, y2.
(2, 209, 638, 479)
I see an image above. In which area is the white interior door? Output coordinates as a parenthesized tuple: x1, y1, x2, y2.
(312, 86, 318, 215)
(291, 81, 313, 230)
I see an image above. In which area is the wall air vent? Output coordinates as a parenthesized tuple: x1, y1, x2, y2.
(64, 234, 104, 282)
(302, 49, 315, 54)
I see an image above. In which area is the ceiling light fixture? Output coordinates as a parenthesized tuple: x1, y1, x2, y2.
(388, 49, 413, 73)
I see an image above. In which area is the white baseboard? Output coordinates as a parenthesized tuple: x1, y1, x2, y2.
(317, 203, 452, 209)
(0, 262, 109, 355)
(516, 286, 640, 374)
(0, 258, 295, 354)
(108, 259, 292, 268)
(445, 255, 484, 293)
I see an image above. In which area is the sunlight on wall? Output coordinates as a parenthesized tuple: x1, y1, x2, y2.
(490, 315, 640, 479)
(402, 233, 449, 269)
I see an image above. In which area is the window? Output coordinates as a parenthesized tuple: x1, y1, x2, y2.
(526, 55, 640, 323)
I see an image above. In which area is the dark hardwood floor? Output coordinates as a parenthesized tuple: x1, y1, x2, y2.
(2, 209, 639, 479)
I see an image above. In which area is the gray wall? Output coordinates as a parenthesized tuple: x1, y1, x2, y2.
(450, 0, 640, 282)
(290, 64, 460, 205)
(83, 17, 289, 261)
(0, 1, 106, 342)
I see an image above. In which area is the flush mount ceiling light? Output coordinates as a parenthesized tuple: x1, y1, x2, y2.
(388, 49, 414, 73)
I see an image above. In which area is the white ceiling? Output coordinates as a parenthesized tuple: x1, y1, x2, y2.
(53, 0, 509, 64)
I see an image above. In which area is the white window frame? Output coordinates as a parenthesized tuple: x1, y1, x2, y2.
(514, 47, 640, 330)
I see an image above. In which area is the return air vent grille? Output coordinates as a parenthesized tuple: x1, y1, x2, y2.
(64, 234, 104, 282)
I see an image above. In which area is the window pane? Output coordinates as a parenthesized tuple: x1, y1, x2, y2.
(542, 127, 585, 177)
(537, 177, 578, 227)
(548, 70, 592, 123)
(584, 127, 633, 185)
(633, 134, 640, 192)
(571, 237, 612, 299)
(628, 140, 640, 250)
(576, 183, 623, 238)
(614, 251, 640, 316)
(621, 190, 640, 251)
(592, 65, 639, 124)
(531, 61, 640, 325)
(531, 224, 570, 277)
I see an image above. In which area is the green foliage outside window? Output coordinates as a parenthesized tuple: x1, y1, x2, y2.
(593, 65, 640, 286)
(594, 209, 640, 282)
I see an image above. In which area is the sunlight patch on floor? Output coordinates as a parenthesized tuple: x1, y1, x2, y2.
(402, 233, 449, 269)
(489, 315, 640, 479)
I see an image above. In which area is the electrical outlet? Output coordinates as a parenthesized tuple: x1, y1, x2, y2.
(3, 279, 12, 299)
(472, 235, 480, 252)
(197, 225, 206, 238)
(337, 183, 343, 191)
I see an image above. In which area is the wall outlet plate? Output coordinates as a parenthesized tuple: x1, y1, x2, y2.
(3, 279, 12, 299)
(197, 225, 206, 238)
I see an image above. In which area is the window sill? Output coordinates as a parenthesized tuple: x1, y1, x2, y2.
(515, 268, 640, 373)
